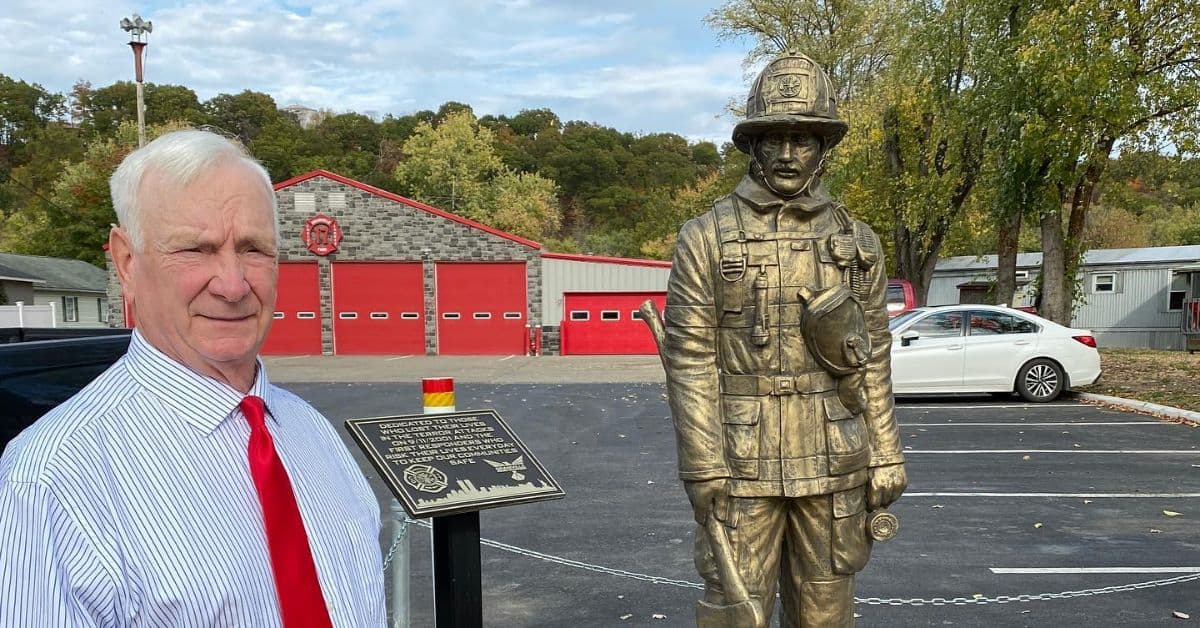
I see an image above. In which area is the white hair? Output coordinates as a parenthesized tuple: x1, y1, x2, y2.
(109, 129, 277, 250)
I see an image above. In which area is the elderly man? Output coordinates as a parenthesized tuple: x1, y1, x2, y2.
(0, 130, 384, 626)
(660, 51, 906, 627)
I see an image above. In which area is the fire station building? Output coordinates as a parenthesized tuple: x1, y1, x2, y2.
(106, 170, 672, 356)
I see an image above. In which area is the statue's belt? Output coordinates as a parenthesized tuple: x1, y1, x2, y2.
(721, 372, 836, 396)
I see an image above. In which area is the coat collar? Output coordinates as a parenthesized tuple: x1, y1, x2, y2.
(733, 175, 833, 215)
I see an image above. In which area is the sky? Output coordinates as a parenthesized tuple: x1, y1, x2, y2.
(1, 0, 759, 145)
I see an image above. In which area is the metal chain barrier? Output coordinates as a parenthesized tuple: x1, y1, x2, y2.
(381, 513, 411, 572)
(393, 518, 1200, 604)
(854, 573, 1200, 605)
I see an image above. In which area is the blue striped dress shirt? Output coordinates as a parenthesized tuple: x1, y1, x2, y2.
(0, 330, 385, 626)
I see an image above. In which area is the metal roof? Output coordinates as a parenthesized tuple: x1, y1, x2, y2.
(0, 253, 106, 293)
(934, 245, 1200, 273)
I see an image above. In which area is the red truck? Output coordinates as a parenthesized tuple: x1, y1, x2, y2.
(886, 279, 917, 317)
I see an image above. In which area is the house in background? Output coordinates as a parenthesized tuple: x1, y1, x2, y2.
(928, 244, 1200, 350)
(0, 253, 109, 328)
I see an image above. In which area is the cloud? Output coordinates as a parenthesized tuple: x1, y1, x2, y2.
(0, 0, 752, 143)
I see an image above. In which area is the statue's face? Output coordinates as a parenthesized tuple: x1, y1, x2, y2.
(754, 130, 822, 198)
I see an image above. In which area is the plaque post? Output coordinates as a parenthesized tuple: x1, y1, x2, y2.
(423, 378, 483, 628)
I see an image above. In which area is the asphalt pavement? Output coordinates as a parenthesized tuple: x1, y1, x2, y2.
(273, 357, 1200, 627)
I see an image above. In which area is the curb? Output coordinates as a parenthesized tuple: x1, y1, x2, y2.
(1075, 392, 1200, 425)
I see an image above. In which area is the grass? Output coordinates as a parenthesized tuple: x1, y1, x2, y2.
(1077, 348, 1200, 415)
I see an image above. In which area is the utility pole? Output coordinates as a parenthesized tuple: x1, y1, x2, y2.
(120, 14, 152, 148)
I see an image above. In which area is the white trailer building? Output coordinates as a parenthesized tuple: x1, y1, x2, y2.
(928, 245, 1200, 350)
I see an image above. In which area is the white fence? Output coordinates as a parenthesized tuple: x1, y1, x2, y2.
(0, 301, 57, 328)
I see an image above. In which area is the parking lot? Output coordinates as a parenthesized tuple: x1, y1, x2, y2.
(272, 356, 1200, 627)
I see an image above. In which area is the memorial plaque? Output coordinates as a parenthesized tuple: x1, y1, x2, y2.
(346, 409, 565, 518)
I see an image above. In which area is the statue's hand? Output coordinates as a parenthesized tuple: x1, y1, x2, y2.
(867, 464, 907, 510)
(684, 479, 730, 525)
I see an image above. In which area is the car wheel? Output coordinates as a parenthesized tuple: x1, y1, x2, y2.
(1017, 358, 1064, 402)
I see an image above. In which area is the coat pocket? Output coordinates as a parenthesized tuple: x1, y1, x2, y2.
(831, 486, 872, 575)
(823, 395, 854, 420)
(720, 394, 761, 476)
(825, 395, 869, 474)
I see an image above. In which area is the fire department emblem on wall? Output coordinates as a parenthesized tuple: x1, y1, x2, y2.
(301, 213, 343, 256)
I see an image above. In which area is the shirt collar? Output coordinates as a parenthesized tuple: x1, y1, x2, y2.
(734, 175, 833, 215)
(123, 329, 281, 434)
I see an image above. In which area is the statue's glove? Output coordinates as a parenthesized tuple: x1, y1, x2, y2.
(867, 463, 907, 510)
(683, 478, 730, 526)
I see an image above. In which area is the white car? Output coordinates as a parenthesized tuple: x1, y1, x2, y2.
(888, 304, 1102, 402)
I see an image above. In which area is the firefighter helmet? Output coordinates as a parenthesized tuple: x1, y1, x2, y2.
(733, 51, 848, 155)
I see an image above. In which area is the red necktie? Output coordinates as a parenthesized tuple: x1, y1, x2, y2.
(240, 395, 333, 628)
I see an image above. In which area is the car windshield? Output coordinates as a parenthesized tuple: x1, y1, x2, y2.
(888, 309, 924, 331)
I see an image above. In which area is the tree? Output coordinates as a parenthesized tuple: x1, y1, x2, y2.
(204, 90, 281, 143)
(395, 110, 503, 219)
(705, 0, 904, 101)
(0, 121, 187, 265)
(832, 0, 987, 304)
(249, 118, 310, 182)
(977, 0, 1200, 323)
(638, 171, 724, 259)
(394, 110, 566, 241)
(487, 170, 562, 241)
(301, 113, 381, 180)
(1, 75, 67, 174)
(85, 82, 207, 137)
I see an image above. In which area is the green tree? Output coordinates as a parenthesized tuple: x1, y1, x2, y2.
(0, 121, 187, 265)
(975, 0, 1200, 323)
(705, 0, 903, 101)
(249, 118, 310, 182)
(487, 170, 562, 240)
(637, 171, 724, 259)
(395, 110, 503, 218)
(301, 113, 380, 180)
(85, 82, 208, 137)
(204, 90, 281, 143)
(829, 0, 986, 304)
(0, 75, 78, 216)
(395, 110, 565, 241)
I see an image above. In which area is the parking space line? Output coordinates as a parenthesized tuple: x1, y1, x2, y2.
(899, 421, 1163, 427)
(991, 567, 1200, 574)
(904, 449, 1197, 454)
(385, 355, 412, 361)
(906, 492, 1200, 498)
(899, 404, 1081, 409)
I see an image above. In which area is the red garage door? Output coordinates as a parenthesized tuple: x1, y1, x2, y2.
(436, 262, 526, 355)
(262, 263, 321, 355)
(561, 292, 665, 355)
(332, 263, 425, 355)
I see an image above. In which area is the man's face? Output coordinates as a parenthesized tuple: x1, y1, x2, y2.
(754, 130, 823, 198)
(114, 160, 278, 380)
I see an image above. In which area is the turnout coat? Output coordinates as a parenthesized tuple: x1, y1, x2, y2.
(662, 176, 905, 502)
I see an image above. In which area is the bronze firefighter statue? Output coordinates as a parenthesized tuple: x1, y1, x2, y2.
(641, 51, 906, 628)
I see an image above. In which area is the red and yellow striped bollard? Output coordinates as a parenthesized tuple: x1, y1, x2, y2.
(422, 377, 455, 414)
